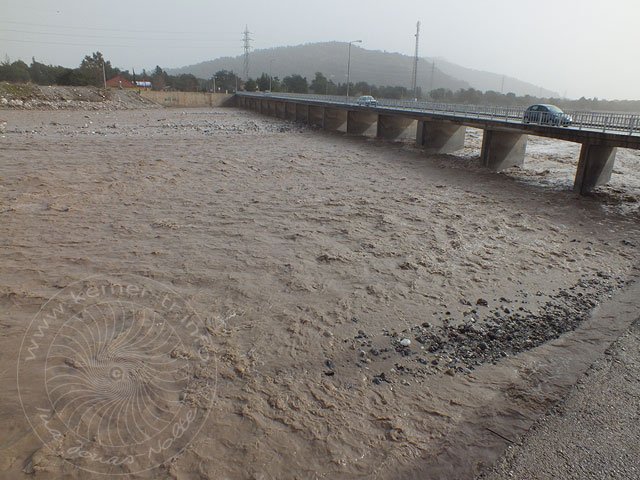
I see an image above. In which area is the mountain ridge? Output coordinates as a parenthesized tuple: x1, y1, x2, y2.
(168, 41, 557, 97)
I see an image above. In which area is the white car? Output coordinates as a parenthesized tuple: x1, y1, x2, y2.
(355, 95, 378, 107)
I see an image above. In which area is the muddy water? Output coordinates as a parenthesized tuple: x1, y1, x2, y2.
(0, 108, 638, 479)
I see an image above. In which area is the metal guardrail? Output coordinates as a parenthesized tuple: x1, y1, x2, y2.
(237, 92, 640, 136)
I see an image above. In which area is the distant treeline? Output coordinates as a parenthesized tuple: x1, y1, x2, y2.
(245, 71, 640, 113)
(1, 53, 126, 88)
(0, 53, 215, 93)
(2, 53, 639, 112)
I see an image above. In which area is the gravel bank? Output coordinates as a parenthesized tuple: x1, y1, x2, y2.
(478, 316, 640, 480)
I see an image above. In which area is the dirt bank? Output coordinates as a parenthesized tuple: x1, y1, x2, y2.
(0, 83, 160, 110)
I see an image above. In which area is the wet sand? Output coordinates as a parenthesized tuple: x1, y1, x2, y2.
(0, 108, 639, 479)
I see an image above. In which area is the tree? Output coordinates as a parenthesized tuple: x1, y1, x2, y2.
(172, 74, 199, 92)
(282, 74, 308, 93)
(151, 65, 168, 91)
(256, 73, 270, 91)
(214, 70, 240, 93)
(78, 51, 113, 87)
(309, 72, 328, 94)
(244, 78, 257, 91)
(0, 60, 30, 82)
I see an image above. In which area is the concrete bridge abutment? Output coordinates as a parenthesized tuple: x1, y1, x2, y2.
(347, 111, 378, 136)
(323, 108, 348, 132)
(267, 100, 277, 116)
(309, 106, 324, 127)
(285, 102, 296, 121)
(377, 115, 416, 140)
(573, 144, 617, 193)
(417, 120, 466, 154)
(481, 129, 527, 171)
(295, 104, 309, 123)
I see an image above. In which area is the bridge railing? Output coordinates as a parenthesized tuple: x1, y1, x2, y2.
(237, 92, 640, 135)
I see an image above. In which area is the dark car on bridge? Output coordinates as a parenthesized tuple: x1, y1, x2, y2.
(523, 104, 572, 126)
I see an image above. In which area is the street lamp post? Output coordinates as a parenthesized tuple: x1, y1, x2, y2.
(269, 59, 274, 92)
(346, 40, 362, 100)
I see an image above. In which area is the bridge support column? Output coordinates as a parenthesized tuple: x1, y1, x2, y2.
(295, 104, 309, 123)
(347, 111, 378, 136)
(323, 108, 348, 132)
(285, 102, 296, 121)
(481, 129, 527, 171)
(309, 106, 324, 127)
(275, 101, 286, 119)
(573, 144, 616, 194)
(417, 120, 466, 153)
(377, 115, 416, 140)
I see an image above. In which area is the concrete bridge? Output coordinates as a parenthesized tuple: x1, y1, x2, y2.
(235, 92, 640, 194)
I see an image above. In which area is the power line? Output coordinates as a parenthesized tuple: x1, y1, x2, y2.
(0, 19, 236, 35)
(1, 28, 240, 43)
(0, 38, 220, 49)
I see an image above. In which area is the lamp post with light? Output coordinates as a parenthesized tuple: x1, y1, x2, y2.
(346, 40, 362, 100)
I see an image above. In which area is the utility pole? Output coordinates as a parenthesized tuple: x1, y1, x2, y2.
(102, 61, 107, 89)
(269, 59, 274, 91)
(242, 25, 252, 82)
(429, 60, 435, 96)
(346, 40, 362, 100)
(411, 21, 420, 101)
(500, 75, 505, 94)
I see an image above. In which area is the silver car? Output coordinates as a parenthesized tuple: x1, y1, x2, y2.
(523, 104, 572, 126)
(355, 95, 378, 107)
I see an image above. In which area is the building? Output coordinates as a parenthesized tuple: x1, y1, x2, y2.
(106, 74, 136, 89)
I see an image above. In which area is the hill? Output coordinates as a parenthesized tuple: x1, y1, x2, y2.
(168, 42, 557, 97)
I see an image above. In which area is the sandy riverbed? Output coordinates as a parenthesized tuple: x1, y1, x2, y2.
(0, 108, 638, 479)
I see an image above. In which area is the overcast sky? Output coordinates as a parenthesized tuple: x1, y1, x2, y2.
(2, 0, 638, 99)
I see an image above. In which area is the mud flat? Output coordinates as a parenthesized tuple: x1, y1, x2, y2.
(0, 108, 638, 479)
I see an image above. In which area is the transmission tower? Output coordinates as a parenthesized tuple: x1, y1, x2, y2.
(411, 21, 420, 100)
(242, 25, 252, 81)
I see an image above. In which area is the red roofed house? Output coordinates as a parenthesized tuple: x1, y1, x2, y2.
(106, 74, 136, 89)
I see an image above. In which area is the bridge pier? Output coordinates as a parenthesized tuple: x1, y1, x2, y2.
(481, 129, 527, 171)
(275, 101, 286, 119)
(323, 108, 348, 132)
(347, 111, 378, 136)
(295, 104, 309, 123)
(309, 106, 324, 127)
(285, 102, 296, 121)
(573, 144, 617, 193)
(417, 120, 467, 153)
(377, 115, 416, 140)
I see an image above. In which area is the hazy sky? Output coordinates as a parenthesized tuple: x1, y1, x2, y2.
(2, 0, 639, 99)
